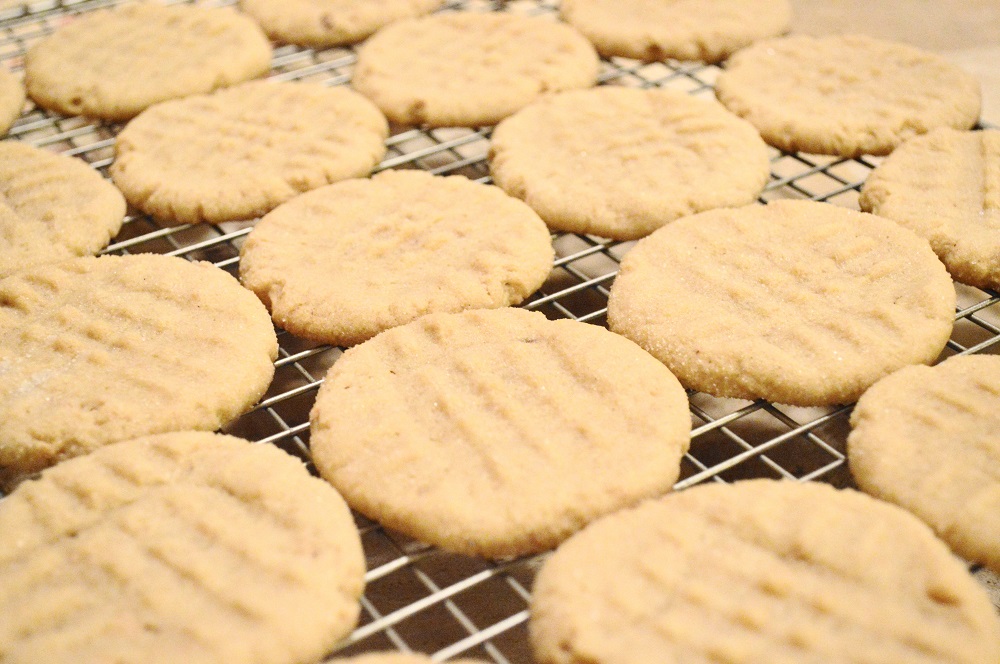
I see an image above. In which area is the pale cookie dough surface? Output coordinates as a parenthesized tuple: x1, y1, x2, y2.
(240, 0, 442, 47)
(607, 200, 956, 406)
(530, 480, 1000, 664)
(24, 4, 271, 121)
(351, 12, 599, 127)
(860, 128, 1000, 290)
(240, 170, 553, 346)
(0, 432, 365, 664)
(0, 142, 125, 278)
(489, 87, 770, 240)
(0, 68, 24, 135)
(849, 355, 1000, 574)
(715, 34, 981, 156)
(0, 254, 278, 484)
(111, 81, 388, 225)
(310, 308, 690, 558)
(559, 0, 791, 63)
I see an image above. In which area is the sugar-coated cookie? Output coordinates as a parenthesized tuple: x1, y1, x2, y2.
(351, 12, 599, 127)
(849, 354, 1000, 573)
(310, 308, 690, 558)
(240, 170, 553, 346)
(531, 480, 1000, 664)
(0, 431, 364, 664)
(607, 200, 955, 405)
(489, 87, 770, 240)
(715, 34, 981, 156)
(239, 0, 443, 47)
(24, 4, 271, 121)
(560, 0, 791, 63)
(111, 81, 388, 225)
(0, 68, 24, 134)
(860, 128, 1000, 289)
(0, 255, 277, 484)
(0, 142, 125, 278)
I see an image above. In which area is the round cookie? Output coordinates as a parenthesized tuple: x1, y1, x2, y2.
(240, 170, 554, 346)
(309, 307, 691, 558)
(239, 0, 443, 47)
(530, 480, 1000, 664)
(848, 355, 1000, 573)
(0, 431, 365, 664)
(0, 254, 278, 484)
(351, 12, 599, 127)
(715, 34, 981, 156)
(0, 68, 24, 135)
(0, 142, 126, 278)
(607, 200, 956, 406)
(489, 87, 771, 240)
(24, 4, 271, 121)
(860, 128, 1000, 290)
(111, 81, 388, 225)
(559, 0, 791, 63)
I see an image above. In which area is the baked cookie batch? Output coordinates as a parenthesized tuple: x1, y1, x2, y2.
(1, 0, 998, 662)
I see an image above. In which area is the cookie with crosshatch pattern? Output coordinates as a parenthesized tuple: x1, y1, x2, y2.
(0, 68, 23, 135)
(607, 200, 955, 406)
(559, 0, 791, 63)
(24, 3, 271, 121)
(849, 354, 1000, 574)
(860, 128, 1000, 290)
(489, 87, 771, 240)
(111, 80, 388, 225)
(0, 431, 365, 664)
(0, 141, 125, 279)
(239, 0, 443, 47)
(0, 254, 277, 486)
(351, 12, 599, 127)
(239, 169, 554, 346)
(309, 307, 690, 558)
(530, 479, 1000, 664)
(715, 34, 981, 156)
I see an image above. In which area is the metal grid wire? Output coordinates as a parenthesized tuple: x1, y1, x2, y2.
(1, 0, 998, 658)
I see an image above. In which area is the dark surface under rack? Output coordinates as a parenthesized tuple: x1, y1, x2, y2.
(1, 0, 998, 658)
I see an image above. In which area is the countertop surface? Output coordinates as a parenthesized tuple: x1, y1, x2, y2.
(791, 0, 1000, 125)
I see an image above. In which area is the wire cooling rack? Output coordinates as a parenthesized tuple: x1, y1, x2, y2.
(1, 0, 998, 657)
